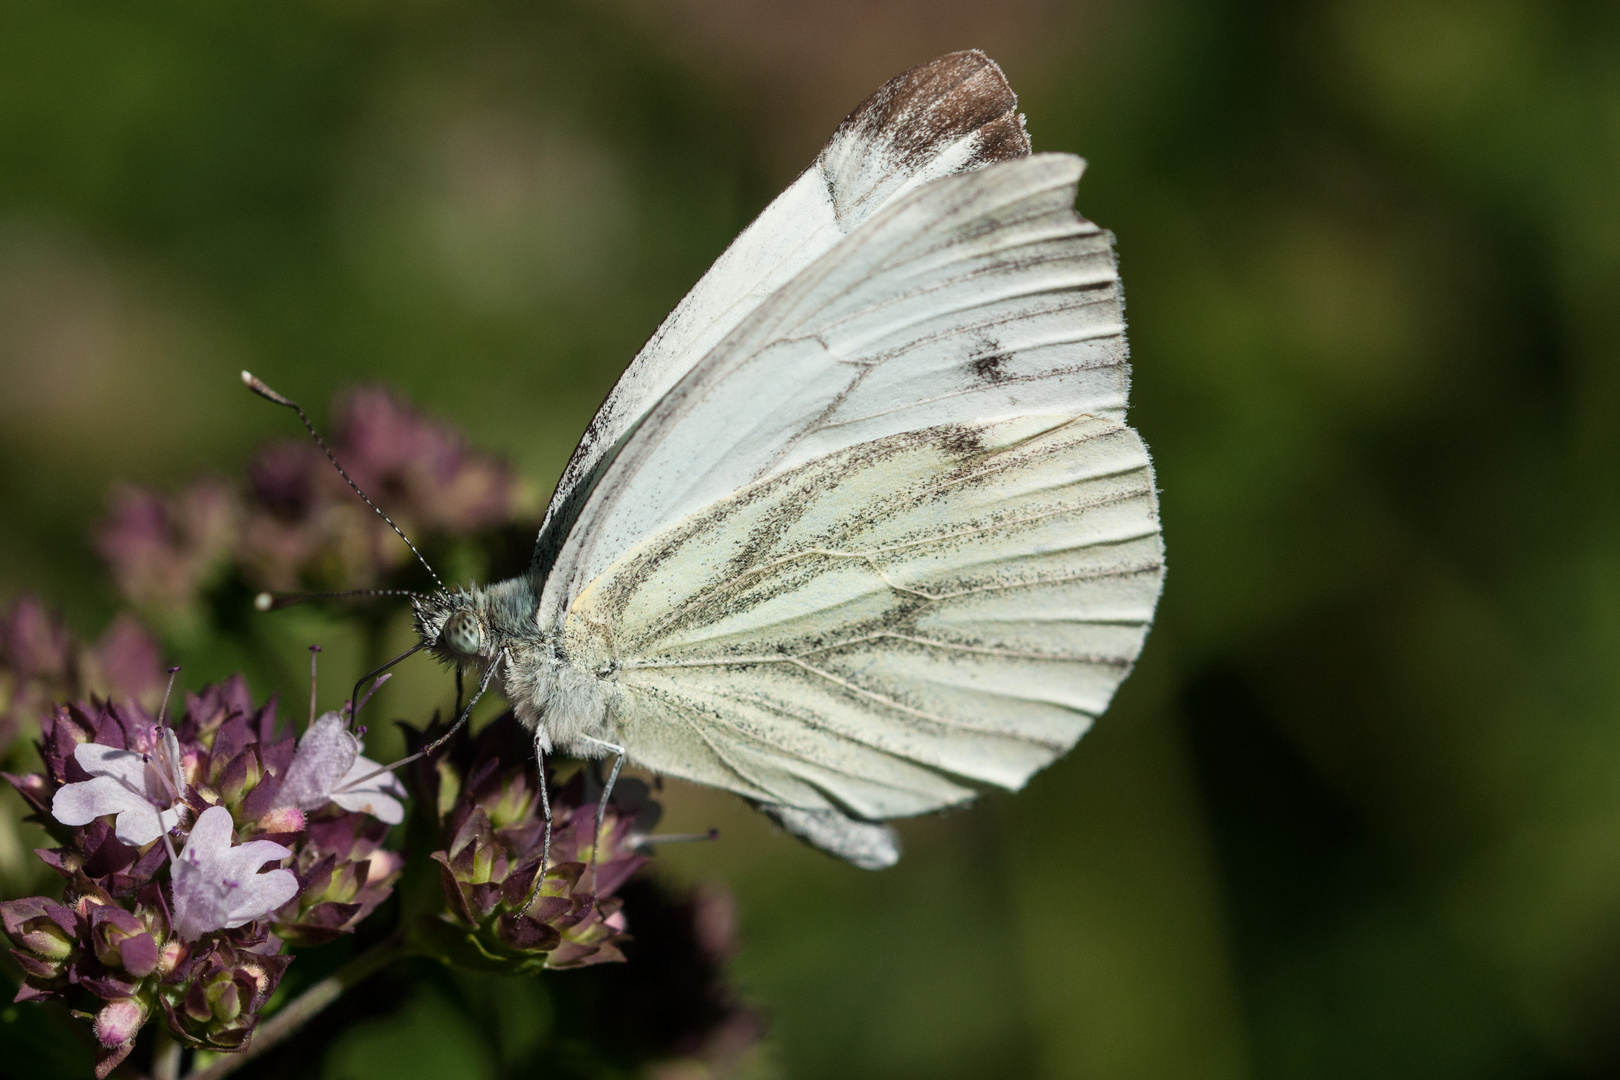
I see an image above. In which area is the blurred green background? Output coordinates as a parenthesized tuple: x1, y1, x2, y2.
(4, 0, 1620, 1077)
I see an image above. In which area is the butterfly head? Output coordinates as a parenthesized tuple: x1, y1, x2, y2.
(413, 578, 543, 668)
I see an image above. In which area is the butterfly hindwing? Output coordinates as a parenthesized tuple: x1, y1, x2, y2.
(564, 413, 1162, 826)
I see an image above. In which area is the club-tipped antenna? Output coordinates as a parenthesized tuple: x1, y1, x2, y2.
(255, 588, 422, 612)
(241, 371, 446, 594)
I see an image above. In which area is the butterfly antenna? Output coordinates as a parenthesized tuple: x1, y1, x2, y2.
(255, 587, 422, 612)
(241, 371, 447, 593)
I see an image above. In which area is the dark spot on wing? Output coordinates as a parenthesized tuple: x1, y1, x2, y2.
(937, 425, 985, 458)
(970, 352, 1010, 384)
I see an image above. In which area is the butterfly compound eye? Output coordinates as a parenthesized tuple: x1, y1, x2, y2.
(441, 610, 483, 656)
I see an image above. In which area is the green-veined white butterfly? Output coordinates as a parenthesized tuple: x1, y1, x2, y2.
(262, 50, 1164, 870)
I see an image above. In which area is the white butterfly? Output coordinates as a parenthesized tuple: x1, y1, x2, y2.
(412, 51, 1164, 869)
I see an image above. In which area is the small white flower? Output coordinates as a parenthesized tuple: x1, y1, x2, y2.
(51, 728, 186, 846)
(274, 712, 407, 825)
(170, 805, 299, 941)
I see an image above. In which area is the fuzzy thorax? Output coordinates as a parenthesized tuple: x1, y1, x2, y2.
(501, 641, 611, 754)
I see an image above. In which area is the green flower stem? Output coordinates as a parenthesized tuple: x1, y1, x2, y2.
(153, 1029, 182, 1080)
(185, 932, 407, 1080)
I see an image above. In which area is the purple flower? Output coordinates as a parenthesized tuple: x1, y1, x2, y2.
(170, 806, 299, 942)
(238, 386, 524, 591)
(273, 813, 403, 946)
(332, 386, 519, 533)
(0, 593, 72, 681)
(86, 613, 167, 706)
(158, 926, 291, 1052)
(274, 712, 407, 824)
(408, 711, 650, 971)
(52, 727, 187, 846)
(87, 898, 167, 980)
(95, 479, 238, 617)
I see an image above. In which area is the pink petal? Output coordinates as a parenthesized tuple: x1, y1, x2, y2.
(224, 868, 299, 928)
(171, 807, 297, 940)
(331, 755, 408, 824)
(52, 777, 166, 845)
(184, 803, 236, 853)
(219, 838, 293, 878)
(171, 807, 235, 940)
(275, 713, 359, 812)
(73, 744, 147, 788)
(331, 788, 405, 825)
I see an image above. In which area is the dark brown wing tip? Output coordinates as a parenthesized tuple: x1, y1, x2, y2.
(832, 50, 1031, 169)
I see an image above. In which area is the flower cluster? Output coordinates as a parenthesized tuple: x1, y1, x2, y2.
(0, 594, 166, 749)
(95, 480, 238, 622)
(95, 387, 525, 619)
(0, 382, 764, 1078)
(1, 676, 405, 1077)
(407, 712, 653, 972)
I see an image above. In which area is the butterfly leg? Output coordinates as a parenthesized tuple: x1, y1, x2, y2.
(415, 649, 504, 761)
(520, 731, 553, 914)
(342, 649, 506, 792)
(576, 735, 625, 911)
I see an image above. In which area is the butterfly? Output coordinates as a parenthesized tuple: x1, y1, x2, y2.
(270, 50, 1164, 869)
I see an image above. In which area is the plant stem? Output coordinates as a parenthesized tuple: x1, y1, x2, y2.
(153, 1028, 182, 1080)
(185, 932, 406, 1080)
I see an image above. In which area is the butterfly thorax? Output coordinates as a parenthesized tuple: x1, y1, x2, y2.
(412, 577, 612, 754)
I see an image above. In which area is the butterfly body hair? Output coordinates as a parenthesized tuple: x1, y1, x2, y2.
(413, 578, 614, 755)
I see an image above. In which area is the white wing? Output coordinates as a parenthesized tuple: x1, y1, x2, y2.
(539, 152, 1129, 625)
(528, 59, 1156, 866)
(532, 51, 1030, 578)
(563, 414, 1163, 825)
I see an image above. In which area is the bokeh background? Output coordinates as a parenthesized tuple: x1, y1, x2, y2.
(4, 1, 1620, 1077)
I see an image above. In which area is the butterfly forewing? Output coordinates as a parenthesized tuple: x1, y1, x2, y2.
(538, 155, 1130, 626)
(531, 50, 1032, 584)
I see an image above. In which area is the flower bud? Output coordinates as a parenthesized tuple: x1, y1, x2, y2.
(272, 813, 401, 947)
(88, 905, 161, 979)
(256, 805, 305, 835)
(93, 996, 148, 1048)
(415, 714, 651, 972)
(156, 938, 187, 979)
(160, 931, 291, 1052)
(200, 968, 244, 1024)
(216, 745, 267, 809)
(1, 897, 83, 992)
(2, 898, 79, 961)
